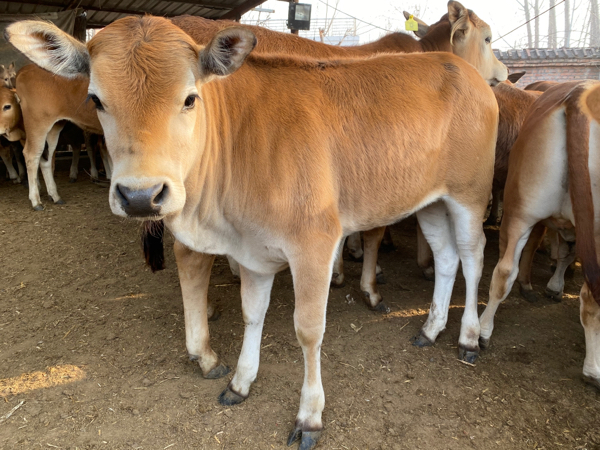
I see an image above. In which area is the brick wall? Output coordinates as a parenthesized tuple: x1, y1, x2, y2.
(499, 59, 600, 87)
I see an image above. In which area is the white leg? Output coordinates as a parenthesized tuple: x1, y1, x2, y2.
(479, 217, 534, 347)
(174, 242, 229, 378)
(581, 283, 600, 388)
(99, 140, 112, 180)
(446, 198, 487, 361)
(414, 201, 460, 345)
(0, 145, 19, 182)
(226, 255, 240, 278)
(39, 123, 64, 204)
(545, 235, 576, 301)
(69, 144, 80, 182)
(220, 265, 274, 402)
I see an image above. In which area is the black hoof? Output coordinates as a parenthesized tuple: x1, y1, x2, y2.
(583, 375, 600, 391)
(519, 284, 538, 303)
(379, 242, 395, 253)
(458, 346, 479, 364)
(376, 273, 386, 285)
(208, 309, 221, 322)
(411, 331, 434, 347)
(55, 199, 66, 205)
(33, 204, 44, 211)
(69, 178, 77, 183)
(478, 336, 491, 350)
(287, 429, 321, 449)
(218, 386, 246, 405)
(205, 364, 230, 380)
(544, 288, 563, 302)
(422, 267, 435, 282)
(371, 301, 390, 314)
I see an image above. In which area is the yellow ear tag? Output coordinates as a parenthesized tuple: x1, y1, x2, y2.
(405, 15, 419, 32)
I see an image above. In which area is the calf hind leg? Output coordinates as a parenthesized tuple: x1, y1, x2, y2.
(479, 217, 535, 349)
(39, 123, 65, 204)
(516, 222, 546, 303)
(413, 202, 460, 348)
(545, 234, 576, 302)
(360, 226, 389, 312)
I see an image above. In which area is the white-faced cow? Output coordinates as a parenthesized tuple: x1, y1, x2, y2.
(6, 15, 501, 448)
(477, 80, 600, 389)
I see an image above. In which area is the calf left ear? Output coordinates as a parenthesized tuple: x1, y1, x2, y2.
(507, 71, 526, 84)
(448, 1, 472, 43)
(200, 27, 257, 78)
(403, 11, 430, 38)
(5, 20, 89, 78)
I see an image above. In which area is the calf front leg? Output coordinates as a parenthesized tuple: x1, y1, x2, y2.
(174, 241, 228, 379)
(287, 237, 339, 450)
(219, 265, 274, 405)
(69, 144, 80, 182)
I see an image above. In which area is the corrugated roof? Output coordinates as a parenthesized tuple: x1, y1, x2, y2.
(494, 47, 600, 61)
(0, 0, 263, 26)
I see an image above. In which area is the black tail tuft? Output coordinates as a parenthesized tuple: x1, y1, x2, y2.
(141, 220, 165, 272)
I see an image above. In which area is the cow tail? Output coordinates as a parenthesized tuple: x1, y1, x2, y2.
(566, 88, 600, 305)
(141, 219, 165, 272)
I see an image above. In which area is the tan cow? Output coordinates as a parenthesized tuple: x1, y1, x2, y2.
(12, 64, 111, 210)
(0, 62, 16, 89)
(478, 80, 600, 388)
(6, 16, 499, 448)
(171, 2, 508, 313)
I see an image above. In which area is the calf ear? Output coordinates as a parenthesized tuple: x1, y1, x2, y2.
(403, 11, 430, 38)
(448, 1, 472, 43)
(507, 71, 526, 84)
(200, 27, 256, 78)
(5, 20, 89, 78)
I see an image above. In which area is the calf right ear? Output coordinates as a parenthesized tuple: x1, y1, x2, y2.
(200, 27, 257, 78)
(5, 20, 89, 78)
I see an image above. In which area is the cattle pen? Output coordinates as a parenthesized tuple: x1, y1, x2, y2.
(1, 0, 600, 449)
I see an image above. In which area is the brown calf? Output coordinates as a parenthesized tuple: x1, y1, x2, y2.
(0, 85, 24, 183)
(7, 16, 499, 449)
(13, 64, 110, 210)
(478, 81, 600, 388)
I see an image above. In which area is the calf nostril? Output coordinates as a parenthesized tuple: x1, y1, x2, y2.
(152, 184, 168, 207)
(115, 183, 129, 206)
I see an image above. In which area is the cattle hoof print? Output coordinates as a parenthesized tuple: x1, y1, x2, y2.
(205, 364, 230, 379)
(287, 428, 321, 449)
(218, 386, 246, 405)
(411, 331, 434, 348)
(376, 273, 386, 285)
(544, 288, 563, 303)
(478, 336, 491, 350)
(458, 346, 479, 364)
(519, 285, 538, 303)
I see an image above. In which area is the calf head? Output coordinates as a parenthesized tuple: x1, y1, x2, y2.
(0, 62, 16, 88)
(6, 17, 256, 220)
(0, 86, 20, 136)
(447, 1, 507, 85)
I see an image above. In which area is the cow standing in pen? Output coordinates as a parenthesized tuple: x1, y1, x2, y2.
(6, 14, 504, 449)
(477, 80, 600, 389)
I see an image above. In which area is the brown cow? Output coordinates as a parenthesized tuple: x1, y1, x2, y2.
(525, 80, 559, 92)
(478, 80, 600, 388)
(6, 16, 500, 448)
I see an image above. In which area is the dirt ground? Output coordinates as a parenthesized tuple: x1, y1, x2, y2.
(1, 171, 599, 450)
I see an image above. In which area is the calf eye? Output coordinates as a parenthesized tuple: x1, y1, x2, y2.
(3, 104, 11, 111)
(485, 37, 491, 44)
(183, 95, 197, 110)
(87, 93, 104, 111)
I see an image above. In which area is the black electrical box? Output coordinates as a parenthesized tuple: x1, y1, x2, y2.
(287, 3, 311, 31)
